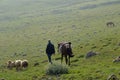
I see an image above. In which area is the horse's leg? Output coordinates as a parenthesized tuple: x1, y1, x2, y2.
(65, 55, 68, 65)
(68, 56, 70, 66)
(113, 23, 115, 27)
(61, 54, 63, 64)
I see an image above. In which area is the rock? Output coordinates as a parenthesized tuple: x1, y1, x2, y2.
(85, 51, 97, 59)
(107, 74, 119, 80)
(113, 56, 120, 63)
(34, 62, 39, 67)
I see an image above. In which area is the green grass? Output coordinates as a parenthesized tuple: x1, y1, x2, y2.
(0, 0, 120, 80)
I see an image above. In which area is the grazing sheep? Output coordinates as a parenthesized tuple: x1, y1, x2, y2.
(7, 59, 28, 71)
(6, 60, 15, 69)
(21, 60, 28, 68)
(15, 60, 22, 71)
(6, 60, 12, 69)
(15, 59, 29, 71)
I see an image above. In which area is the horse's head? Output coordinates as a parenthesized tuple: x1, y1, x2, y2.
(65, 43, 74, 57)
(57, 43, 62, 53)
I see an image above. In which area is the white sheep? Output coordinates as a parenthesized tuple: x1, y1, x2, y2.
(15, 60, 22, 71)
(7, 59, 29, 71)
(15, 59, 28, 71)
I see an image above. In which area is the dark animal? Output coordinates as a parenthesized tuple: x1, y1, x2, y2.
(21, 60, 28, 68)
(6, 60, 15, 69)
(106, 22, 115, 27)
(58, 42, 74, 65)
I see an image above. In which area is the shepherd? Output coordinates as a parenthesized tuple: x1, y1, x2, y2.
(46, 40, 55, 64)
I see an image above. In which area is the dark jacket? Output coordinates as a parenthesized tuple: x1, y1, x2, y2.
(46, 42, 55, 55)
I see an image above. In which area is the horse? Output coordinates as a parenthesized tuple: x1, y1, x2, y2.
(58, 42, 74, 65)
(106, 22, 115, 27)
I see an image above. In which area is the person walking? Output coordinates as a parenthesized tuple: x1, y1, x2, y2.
(46, 40, 55, 64)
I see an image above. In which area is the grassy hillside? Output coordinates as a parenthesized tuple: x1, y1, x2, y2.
(0, 0, 120, 80)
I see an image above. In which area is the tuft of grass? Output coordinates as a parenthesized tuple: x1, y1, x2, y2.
(46, 62, 68, 75)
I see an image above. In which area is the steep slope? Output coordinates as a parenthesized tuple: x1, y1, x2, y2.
(0, 0, 120, 79)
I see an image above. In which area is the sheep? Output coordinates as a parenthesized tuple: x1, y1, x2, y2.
(6, 60, 15, 69)
(6, 60, 12, 69)
(21, 60, 28, 68)
(6, 59, 28, 71)
(15, 60, 22, 71)
(15, 59, 28, 71)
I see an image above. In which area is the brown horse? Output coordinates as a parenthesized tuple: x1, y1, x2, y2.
(106, 22, 115, 27)
(58, 42, 74, 65)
